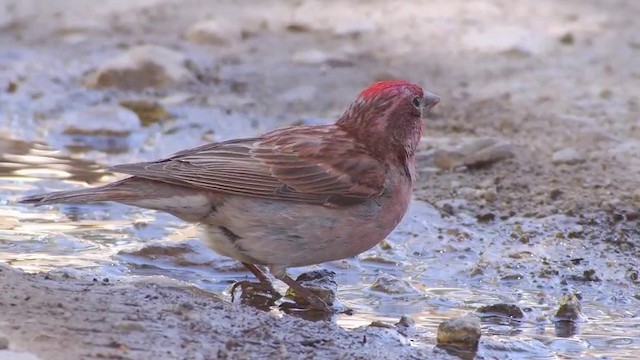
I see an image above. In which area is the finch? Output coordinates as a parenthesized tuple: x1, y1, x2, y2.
(20, 80, 440, 311)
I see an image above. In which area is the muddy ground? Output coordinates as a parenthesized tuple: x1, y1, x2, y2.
(0, 0, 639, 359)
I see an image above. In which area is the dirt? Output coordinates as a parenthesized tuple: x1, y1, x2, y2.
(0, 264, 444, 360)
(1, 0, 639, 359)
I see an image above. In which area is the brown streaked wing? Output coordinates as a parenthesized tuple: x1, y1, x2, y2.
(108, 125, 387, 206)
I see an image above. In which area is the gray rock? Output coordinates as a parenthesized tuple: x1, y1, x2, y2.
(433, 137, 514, 170)
(290, 269, 337, 305)
(633, 189, 640, 206)
(112, 320, 146, 332)
(552, 148, 584, 165)
(0, 331, 8, 349)
(554, 294, 585, 322)
(369, 274, 417, 294)
(59, 105, 141, 136)
(332, 21, 376, 37)
(185, 20, 241, 45)
(51, 105, 142, 153)
(476, 303, 525, 319)
(437, 314, 481, 351)
(85, 45, 195, 90)
(291, 49, 352, 67)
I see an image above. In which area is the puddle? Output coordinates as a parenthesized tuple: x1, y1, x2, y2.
(1, 42, 638, 356)
(0, 135, 638, 358)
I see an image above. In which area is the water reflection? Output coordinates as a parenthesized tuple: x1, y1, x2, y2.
(0, 137, 104, 183)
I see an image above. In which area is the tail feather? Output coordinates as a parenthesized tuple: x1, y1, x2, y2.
(19, 179, 136, 207)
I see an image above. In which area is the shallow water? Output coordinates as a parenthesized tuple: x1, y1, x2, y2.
(1, 133, 638, 359)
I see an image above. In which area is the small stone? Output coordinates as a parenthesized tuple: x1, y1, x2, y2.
(291, 49, 352, 67)
(477, 188, 498, 202)
(476, 303, 525, 319)
(85, 45, 195, 90)
(559, 32, 575, 45)
(285, 23, 312, 33)
(437, 314, 481, 351)
(287, 270, 337, 305)
(463, 142, 514, 168)
(434, 138, 514, 170)
(60, 105, 141, 136)
(549, 189, 563, 200)
(396, 315, 415, 328)
(51, 105, 143, 153)
(552, 148, 584, 165)
(6, 81, 18, 93)
(0, 331, 9, 349)
(554, 294, 585, 322)
(569, 269, 601, 282)
(476, 212, 495, 223)
(113, 320, 145, 332)
(332, 21, 376, 37)
(369, 321, 394, 329)
(456, 187, 476, 200)
(633, 189, 640, 206)
(363, 254, 401, 266)
(184, 20, 241, 45)
(599, 89, 613, 99)
(119, 100, 172, 126)
(369, 274, 416, 294)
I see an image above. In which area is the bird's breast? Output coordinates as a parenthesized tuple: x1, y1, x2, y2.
(199, 171, 413, 267)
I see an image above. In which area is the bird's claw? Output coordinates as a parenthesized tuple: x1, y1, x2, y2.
(230, 280, 281, 305)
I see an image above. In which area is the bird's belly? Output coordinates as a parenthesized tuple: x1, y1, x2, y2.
(199, 185, 411, 268)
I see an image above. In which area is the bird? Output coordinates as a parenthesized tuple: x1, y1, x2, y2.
(20, 80, 440, 311)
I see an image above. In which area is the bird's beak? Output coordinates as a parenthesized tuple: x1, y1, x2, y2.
(421, 91, 440, 118)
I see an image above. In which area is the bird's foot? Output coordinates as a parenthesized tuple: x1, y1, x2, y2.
(230, 280, 282, 310)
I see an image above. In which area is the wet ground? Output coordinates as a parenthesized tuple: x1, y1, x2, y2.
(1, 0, 639, 359)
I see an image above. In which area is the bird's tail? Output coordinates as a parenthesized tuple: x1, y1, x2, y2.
(19, 178, 138, 206)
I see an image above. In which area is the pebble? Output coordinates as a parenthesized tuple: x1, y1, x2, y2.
(85, 45, 195, 90)
(51, 105, 143, 153)
(552, 148, 584, 165)
(554, 294, 585, 321)
(633, 189, 640, 206)
(289, 270, 337, 305)
(433, 138, 514, 171)
(437, 314, 481, 351)
(396, 315, 415, 328)
(59, 105, 141, 136)
(112, 320, 146, 332)
(332, 21, 376, 37)
(119, 100, 172, 126)
(0, 332, 8, 349)
(369, 274, 416, 294)
(184, 20, 241, 45)
(291, 49, 352, 67)
(476, 303, 525, 319)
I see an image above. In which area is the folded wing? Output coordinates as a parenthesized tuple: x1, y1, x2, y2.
(109, 126, 387, 207)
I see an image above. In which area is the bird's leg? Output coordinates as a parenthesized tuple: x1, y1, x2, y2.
(241, 262, 271, 284)
(279, 274, 331, 311)
(269, 265, 331, 311)
(230, 263, 280, 303)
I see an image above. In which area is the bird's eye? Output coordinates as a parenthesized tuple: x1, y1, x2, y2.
(411, 96, 421, 109)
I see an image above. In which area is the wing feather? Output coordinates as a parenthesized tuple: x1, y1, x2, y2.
(109, 125, 386, 206)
